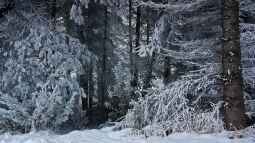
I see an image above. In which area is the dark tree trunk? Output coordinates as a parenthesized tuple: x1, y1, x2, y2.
(98, 5, 108, 121)
(88, 59, 94, 109)
(129, 0, 134, 88)
(86, 58, 94, 121)
(48, 0, 57, 30)
(130, 5, 141, 96)
(81, 0, 95, 123)
(163, 57, 171, 85)
(144, 16, 155, 90)
(135, 6, 141, 51)
(86, 2, 93, 112)
(144, 55, 155, 90)
(128, 0, 138, 97)
(52, 0, 57, 28)
(222, 0, 248, 130)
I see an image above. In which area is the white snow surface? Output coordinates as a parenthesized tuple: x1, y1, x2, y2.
(0, 127, 254, 143)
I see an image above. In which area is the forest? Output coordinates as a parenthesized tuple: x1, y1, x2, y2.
(0, 0, 255, 143)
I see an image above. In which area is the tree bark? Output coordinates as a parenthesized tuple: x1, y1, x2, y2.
(135, 6, 141, 50)
(163, 57, 171, 85)
(222, 0, 248, 130)
(87, 57, 94, 121)
(52, 0, 57, 28)
(144, 15, 155, 90)
(99, 5, 108, 121)
(47, 0, 57, 30)
(128, 0, 134, 80)
(129, 0, 134, 88)
(130, 5, 141, 94)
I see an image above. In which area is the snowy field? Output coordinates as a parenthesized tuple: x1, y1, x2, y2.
(0, 127, 254, 143)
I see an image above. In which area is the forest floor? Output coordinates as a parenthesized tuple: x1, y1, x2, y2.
(0, 127, 254, 143)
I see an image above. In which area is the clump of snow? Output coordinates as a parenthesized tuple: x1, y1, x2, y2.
(70, 3, 84, 25)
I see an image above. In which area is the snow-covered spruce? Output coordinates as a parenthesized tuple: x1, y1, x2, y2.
(0, 14, 96, 133)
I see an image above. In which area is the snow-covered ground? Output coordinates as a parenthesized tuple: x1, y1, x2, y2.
(0, 127, 254, 143)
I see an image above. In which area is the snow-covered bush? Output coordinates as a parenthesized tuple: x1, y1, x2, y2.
(122, 77, 223, 136)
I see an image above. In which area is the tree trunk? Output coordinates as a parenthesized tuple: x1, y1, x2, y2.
(88, 59, 94, 110)
(135, 6, 141, 51)
(99, 5, 108, 121)
(222, 0, 248, 130)
(144, 16, 155, 90)
(81, 0, 94, 123)
(130, 5, 141, 96)
(163, 57, 171, 85)
(87, 57, 94, 121)
(129, 0, 134, 88)
(49, 0, 57, 30)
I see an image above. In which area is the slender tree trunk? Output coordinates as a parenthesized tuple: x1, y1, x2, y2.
(128, 0, 137, 97)
(49, 0, 57, 30)
(163, 57, 171, 85)
(144, 17, 155, 90)
(146, 18, 150, 46)
(82, 1, 94, 123)
(129, 0, 134, 85)
(130, 5, 141, 96)
(87, 4, 93, 112)
(222, 0, 248, 130)
(86, 57, 94, 121)
(99, 5, 108, 121)
(135, 6, 141, 51)
(88, 59, 94, 109)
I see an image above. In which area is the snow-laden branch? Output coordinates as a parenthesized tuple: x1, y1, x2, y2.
(138, 0, 209, 13)
(122, 75, 223, 135)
